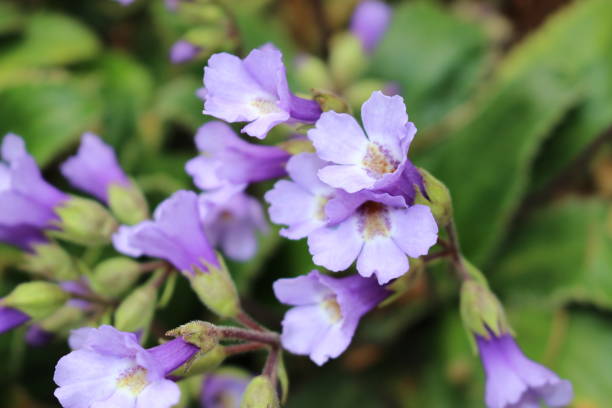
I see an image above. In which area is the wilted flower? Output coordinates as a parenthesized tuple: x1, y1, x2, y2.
(274, 270, 389, 365)
(54, 325, 198, 408)
(202, 46, 321, 139)
(477, 333, 573, 408)
(350, 0, 392, 53)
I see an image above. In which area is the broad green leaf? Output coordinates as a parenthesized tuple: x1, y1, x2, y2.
(371, 1, 490, 131)
(0, 81, 101, 165)
(495, 199, 612, 308)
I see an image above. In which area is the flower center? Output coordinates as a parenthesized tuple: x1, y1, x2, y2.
(314, 195, 330, 221)
(321, 295, 342, 324)
(358, 201, 391, 240)
(362, 143, 399, 178)
(250, 97, 280, 115)
(116, 366, 149, 395)
(220, 210, 234, 222)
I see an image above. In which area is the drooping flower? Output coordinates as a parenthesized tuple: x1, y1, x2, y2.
(54, 325, 199, 408)
(199, 186, 268, 261)
(0, 304, 30, 334)
(307, 192, 437, 284)
(185, 121, 290, 191)
(274, 270, 389, 366)
(61, 133, 130, 204)
(202, 46, 321, 139)
(477, 333, 573, 408)
(201, 372, 250, 408)
(0, 134, 68, 250)
(113, 190, 218, 275)
(170, 40, 201, 64)
(350, 1, 392, 53)
(308, 91, 417, 194)
(265, 152, 335, 239)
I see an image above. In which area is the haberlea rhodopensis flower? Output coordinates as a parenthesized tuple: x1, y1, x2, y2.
(0, 134, 68, 250)
(274, 270, 389, 365)
(350, 1, 393, 54)
(185, 121, 290, 191)
(201, 372, 250, 408)
(202, 45, 321, 139)
(54, 325, 198, 408)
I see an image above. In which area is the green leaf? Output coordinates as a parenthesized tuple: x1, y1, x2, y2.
(0, 81, 101, 165)
(371, 1, 490, 131)
(495, 199, 612, 308)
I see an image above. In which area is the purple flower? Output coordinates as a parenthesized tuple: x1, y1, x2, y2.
(201, 372, 250, 408)
(308, 91, 417, 194)
(0, 305, 30, 334)
(170, 40, 201, 64)
(477, 333, 573, 408)
(113, 190, 218, 275)
(202, 46, 321, 139)
(308, 192, 437, 284)
(26, 325, 54, 347)
(61, 133, 130, 203)
(185, 121, 290, 191)
(54, 325, 198, 408)
(199, 186, 268, 261)
(115, 0, 134, 5)
(350, 1, 392, 53)
(265, 153, 335, 239)
(274, 270, 389, 365)
(0, 134, 68, 250)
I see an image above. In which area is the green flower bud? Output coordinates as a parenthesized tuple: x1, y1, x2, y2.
(460, 279, 512, 345)
(37, 304, 85, 333)
(329, 32, 367, 89)
(413, 168, 453, 226)
(345, 79, 388, 109)
(21, 242, 80, 281)
(188, 254, 240, 318)
(313, 89, 351, 114)
(293, 54, 333, 91)
(170, 344, 226, 377)
(91, 257, 142, 298)
(240, 375, 280, 408)
(108, 183, 149, 226)
(52, 196, 118, 246)
(114, 282, 157, 333)
(2, 281, 69, 320)
(166, 321, 220, 354)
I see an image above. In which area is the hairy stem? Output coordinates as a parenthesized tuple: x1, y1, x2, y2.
(219, 326, 280, 346)
(225, 342, 268, 356)
(445, 220, 471, 282)
(263, 346, 280, 384)
(236, 310, 267, 332)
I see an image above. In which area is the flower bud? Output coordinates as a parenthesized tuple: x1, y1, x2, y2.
(91, 257, 142, 298)
(166, 321, 220, 354)
(2, 281, 69, 320)
(240, 375, 280, 408)
(113, 282, 157, 333)
(329, 32, 367, 89)
(187, 254, 240, 318)
(53, 196, 118, 246)
(37, 304, 85, 333)
(21, 242, 81, 281)
(313, 89, 351, 114)
(460, 279, 511, 344)
(413, 168, 453, 226)
(345, 79, 388, 109)
(171, 344, 226, 376)
(107, 183, 149, 226)
(293, 54, 333, 91)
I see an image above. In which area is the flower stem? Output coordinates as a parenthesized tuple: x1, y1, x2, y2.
(225, 342, 268, 356)
(263, 346, 280, 384)
(236, 310, 267, 332)
(444, 220, 471, 282)
(219, 326, 280, 346)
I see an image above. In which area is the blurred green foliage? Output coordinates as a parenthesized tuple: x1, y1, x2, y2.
(0, 0, 611, 407)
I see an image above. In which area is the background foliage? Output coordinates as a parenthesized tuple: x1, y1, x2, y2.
(0, 0, 611, 407)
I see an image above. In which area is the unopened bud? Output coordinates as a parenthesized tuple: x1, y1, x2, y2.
(188, 254, 240, 318)
(313, 89, 351, 114)
(294, 54, 333, 91)
(114, 282, 157, 332)
(329, 32, 367, 89)
(91, 257, 142, 298)
(345, 79, 388, 108)
(460, 280, 510, 342)
(240, 375, 280, 408)
(21, 242, 80, 281)
(53, 196, 118, 246)
(166, 321, 220, 354)
(414, 168, 452, 226)
(2, 282, 69, 320)
(108, 183, 149, 225)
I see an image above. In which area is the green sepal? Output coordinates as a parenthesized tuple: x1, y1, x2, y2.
(2, 281, 69, 320)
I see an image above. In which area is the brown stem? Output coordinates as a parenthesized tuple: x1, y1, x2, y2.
(139, 260, 168, 273)
(421, 249, 453, 262)
(224, 342, 268, 356)
(263, 346, 280, 384)
(236, 310, 267, 332)
(445, 220, 471, 282)
(219, 326, 280, 346)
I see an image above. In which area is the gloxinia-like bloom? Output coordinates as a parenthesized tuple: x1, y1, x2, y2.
(265, 153, 335, 239)
(477, 333, 573, 408)
(202, 46, 321, 139)
(308, 192, 437, 284)
(201, 372, 250, 408)
(199, 186, 268, 261)
(350, 1, 392, 53)
(0, 304, 30, 334)
(308, 91, 417, 194)
(186, 121, 290, 191)
(0, 134, 68, 250)
(274, 270, 389, 365)
(170, 40, 201, 64)
(61, 133, 130, 203)
(54, 325, 198, 408)
(113, 190, 218, 274)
